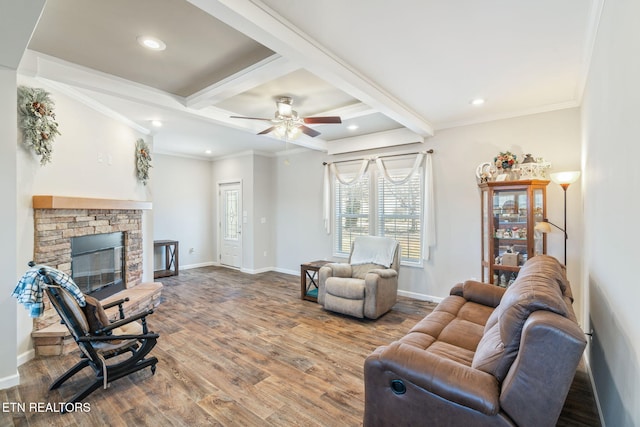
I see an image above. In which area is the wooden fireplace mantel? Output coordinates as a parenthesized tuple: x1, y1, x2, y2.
(33, 195, 152, 210)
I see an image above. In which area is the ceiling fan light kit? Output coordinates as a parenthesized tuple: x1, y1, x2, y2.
(230, 96, 342, 139)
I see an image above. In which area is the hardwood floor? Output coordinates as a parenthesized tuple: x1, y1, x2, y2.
(2, 266, 600, 426)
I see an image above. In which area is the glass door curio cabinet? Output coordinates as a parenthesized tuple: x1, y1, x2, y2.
(479, 180, 549, 286)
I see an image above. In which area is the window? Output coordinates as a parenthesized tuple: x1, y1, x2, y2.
(333, 165, 423, 265)
(334, 173, 370, 255)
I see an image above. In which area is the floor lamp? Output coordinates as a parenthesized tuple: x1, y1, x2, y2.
(535, 171, 581, 265)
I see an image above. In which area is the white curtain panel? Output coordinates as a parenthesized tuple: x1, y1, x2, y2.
(374, 152, 424, 185)
(423, 152, 436, 260)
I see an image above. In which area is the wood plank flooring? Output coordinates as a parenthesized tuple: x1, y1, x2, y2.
(1, 266, 601, 426)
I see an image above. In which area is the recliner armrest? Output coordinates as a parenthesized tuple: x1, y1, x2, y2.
(367, 341, 500, 415)
(366, 268, 397, 279)
(321, 263, 352, 278)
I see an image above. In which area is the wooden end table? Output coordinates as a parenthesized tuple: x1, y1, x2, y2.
(300, 260, 331, 302)
(154, 240, 179, 279)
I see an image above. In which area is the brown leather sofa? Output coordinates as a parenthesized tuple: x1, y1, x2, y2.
(364, 255, 586, 427)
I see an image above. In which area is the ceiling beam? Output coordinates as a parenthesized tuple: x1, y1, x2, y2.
(185, 54, 299, 109)
(312, 102, 377, 121)
(187, 0, 434, 137)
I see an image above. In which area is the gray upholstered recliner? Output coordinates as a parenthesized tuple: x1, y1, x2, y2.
(318, 236, 400, 319)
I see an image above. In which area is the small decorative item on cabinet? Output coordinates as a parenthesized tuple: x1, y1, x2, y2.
(494, 151, 519, 181)
(518, 154, 552, 180)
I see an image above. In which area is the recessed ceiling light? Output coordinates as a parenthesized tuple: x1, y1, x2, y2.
(347, 124, 359, 131)
(205, 150, 212, 155)
(151, 120, 162, 127)
(470, 98, 485, 106)
(137, 36, 166, 51)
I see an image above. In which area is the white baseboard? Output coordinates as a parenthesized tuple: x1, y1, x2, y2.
(17, 349, 35, 366)
(0, 372, 20, 390)
(583, 356, 606, 427)
(271, 266, 299, 276)
(241, 266, 273, 275)
(180, 261, 217, 270)
(397, 289, 443, 303)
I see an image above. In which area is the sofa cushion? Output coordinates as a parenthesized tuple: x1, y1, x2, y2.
(472, 257, 569, 381)
(82, 294, 110, 334)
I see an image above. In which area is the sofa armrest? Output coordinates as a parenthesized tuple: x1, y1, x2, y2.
(367, 341, 500, 415)
(458, 280, 506, 308)
(450, 282, 464, 296)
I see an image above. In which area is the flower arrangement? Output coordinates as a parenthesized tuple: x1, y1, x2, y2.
(494, 151, 518, 170)
(17, 86, 61, 165)
(135, 138, 152, 185)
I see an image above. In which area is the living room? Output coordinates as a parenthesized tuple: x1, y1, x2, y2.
(1, 1, 638, 426)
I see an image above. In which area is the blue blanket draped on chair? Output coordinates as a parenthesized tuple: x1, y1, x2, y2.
(12, 265, 85, 318)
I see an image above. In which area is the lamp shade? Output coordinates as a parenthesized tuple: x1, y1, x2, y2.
(550, 171, 581, 185)
(534, 221, 552, 233)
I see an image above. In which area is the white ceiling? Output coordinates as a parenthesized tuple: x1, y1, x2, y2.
(21, 0, 601, 159)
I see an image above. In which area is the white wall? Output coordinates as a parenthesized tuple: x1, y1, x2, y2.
(14, 76, 152, 360)
(274, 149, 330, 275)
(581, 0, 640, 424)
(253, 155, 275, 271)
(152, 154, 214, 269)
(273, 109, 583, 313)
(427, 108, 583, 308)
(0, 0, 46, 391)
(0, 68, 20, 389)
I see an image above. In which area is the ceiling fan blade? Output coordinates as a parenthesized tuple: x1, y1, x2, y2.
(230, 115, 272, 121)
(303, 116, 342, 124)
(300, 125, 321, 138)
(257, 126, 276, 135)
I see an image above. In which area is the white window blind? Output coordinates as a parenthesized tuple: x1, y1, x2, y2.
(378, 169, 422, 264)
(334, 174, 370, 256)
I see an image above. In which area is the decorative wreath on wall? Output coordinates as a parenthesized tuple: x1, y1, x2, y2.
(135, 138, 152, 185)
(17, 86, 61, 165)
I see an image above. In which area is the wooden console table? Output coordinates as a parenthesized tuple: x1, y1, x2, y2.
(154, 240, 179, 278)
(300, 260, 331, 302)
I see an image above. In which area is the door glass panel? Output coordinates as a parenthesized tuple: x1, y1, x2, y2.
(224, 189, 239, 241)
(493, 190, 528, 265)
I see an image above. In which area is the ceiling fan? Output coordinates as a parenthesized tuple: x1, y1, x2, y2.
(230, 96, 342, 138)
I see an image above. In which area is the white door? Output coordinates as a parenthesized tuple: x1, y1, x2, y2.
(219, 182, 242, 268)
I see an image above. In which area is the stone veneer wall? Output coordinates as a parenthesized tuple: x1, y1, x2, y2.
(32, 208, 143, 332)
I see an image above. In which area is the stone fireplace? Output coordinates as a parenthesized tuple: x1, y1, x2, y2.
(31, 195, 162, 356)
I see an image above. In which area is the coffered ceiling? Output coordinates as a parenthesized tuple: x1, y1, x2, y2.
(20, 0, 602, 159)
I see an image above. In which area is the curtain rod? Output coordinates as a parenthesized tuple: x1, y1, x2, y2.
(322, 149, 433, 166)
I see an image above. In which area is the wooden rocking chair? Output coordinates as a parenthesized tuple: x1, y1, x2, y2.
(35, 266, 159, 411)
